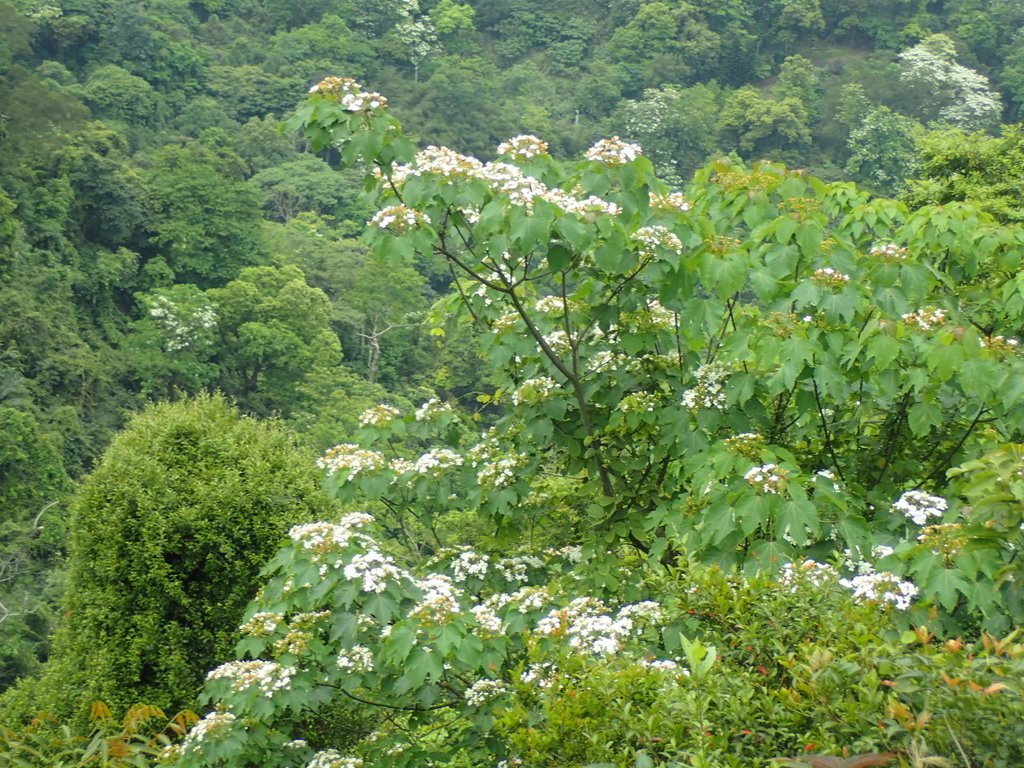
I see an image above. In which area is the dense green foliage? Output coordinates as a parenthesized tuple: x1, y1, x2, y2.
(154, 77, 1024, 768)
(1, 396, 334, 726)
(3, 0, 1024, 764)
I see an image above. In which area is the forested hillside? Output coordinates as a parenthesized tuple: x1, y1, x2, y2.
(2, 1, 1024, 765)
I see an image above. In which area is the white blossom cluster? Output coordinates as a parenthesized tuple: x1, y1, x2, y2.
(409, 573, 463, 622)
(520, 662, 557, 688)
(980, 334, 1020, 355)
(541, 329, 572, 354)
(148, 295, 216, 352)
(288, 513, 373, 556)
(471, 603, 503, 634)
(841, 544, 895, 575)
(414, 397, 454, 421)
(358, 404, 400, 428)
(487, 585, 551, 613)
(496, 555, 543, 583)
(285, 740, 309, 749)
(336, 645, 375, 674)
(179, 711, 236, 752)
(274, 610, 331, 656)
(744, 463, 789, 495)
(206, 660, 295, 696)
(369, 204, 430, 233)
(412, 448, 464, 477)
(452, 551, 489, 581)
(497, 135, 549, 162)
(901, 307, 946, 330)
(870, 243, 909, 261)
(309, 76, 361, 96)
(634, 225, 683, 258)
(512, 376, 559, 406)
(239, 611, 283, 637)
(476, 454, 526, 489)
(649, 191, 691, 213)
(390, 147, 620, 217)
(306, 750, 363, 768)
(340, 90, 387, 112)
(535, 598, 661, 655)
(779, 559, 839, 589)
(811, 267, 850, 288)
(617, 392, 659, 414)
(586, 349, 628, 373)
(893, 490, 948, 525)
(681, 363, 729, 410)
(840, 571, 919, 610)
(585, 136, 643, 166)
(464, 678, 509, 706)
(344, 551, 407, 593)
(317, 444, 388, 479)
(622, 299, 676, 331)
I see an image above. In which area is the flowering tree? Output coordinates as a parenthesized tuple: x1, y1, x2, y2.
(896, 33, 1003, 131)
(167, 77, 1024, 767)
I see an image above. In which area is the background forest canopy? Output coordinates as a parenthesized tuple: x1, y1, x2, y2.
(2, 0, 1024, 765)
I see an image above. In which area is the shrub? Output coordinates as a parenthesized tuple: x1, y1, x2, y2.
(3, 394, 334, 727)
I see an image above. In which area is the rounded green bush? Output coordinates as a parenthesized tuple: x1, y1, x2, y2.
(18, 394, 334, 726)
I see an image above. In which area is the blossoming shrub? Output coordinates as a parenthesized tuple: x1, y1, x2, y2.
(283, 77, 1024, 630)
(169, 514, 1024, 767)
(3, 395, 335, 728)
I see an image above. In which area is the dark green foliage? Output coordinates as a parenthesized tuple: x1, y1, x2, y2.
(142, 142, 266, 286)
(10, 395, 333, 725)
(903, 125, 1024, 223)
(0, 407, 71, 688)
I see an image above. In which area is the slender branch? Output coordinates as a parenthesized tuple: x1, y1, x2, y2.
(920, 407, 990, 487)
(338, 688, 455, 712)
(873, 390, 912, 487)
(812, 378, 846, 483)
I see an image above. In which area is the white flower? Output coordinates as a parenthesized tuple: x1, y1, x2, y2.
(452, 551, 489, 581)
(585, 136, 643, 165)
(239, 611, 283, 636)
(840, 571, 919, 610)
(337, 645, 374, 673)
(497, 135, 549, 161)
(369, 204, 430, 233)
(306, 750, 363, 768)
(811, 267, 851, 288)
(901, 307, 946, 330)
(180, 711, 236, 752)
(206, 660, 295, 696)
(744, 463, 789, 495)
(649, 191, 691, 213)
(893, 490, 948, 525)
(412, 448, 464, 477)
(682, 363, 729, 410)
(634, 225, 683, 257)
(779, 560, 838, 588)
(511, 376, 559, 406)
(409, 573, 463, 621)
(465, 678, 508, 705)
(641, 658, 686, 673)
(344, 551, 406, 593)
(317, 444, 388, 479)
(471, 604, 503, 634)
(358, 404, 400, 427)
(414, 397, 453, 421)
